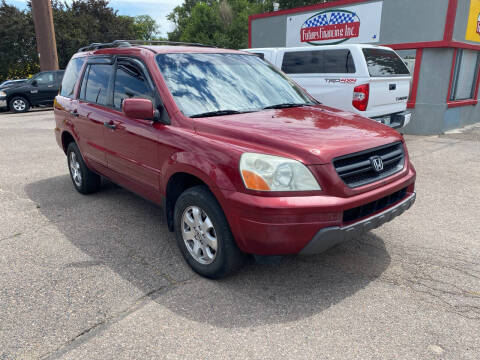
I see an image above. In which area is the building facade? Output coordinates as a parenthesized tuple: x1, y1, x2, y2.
(249, 0, 480, 135)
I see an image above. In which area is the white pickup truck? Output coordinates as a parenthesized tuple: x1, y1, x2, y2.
(243, 44, 412, 129)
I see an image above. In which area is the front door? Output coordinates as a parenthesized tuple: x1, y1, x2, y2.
(29, 72, 57, 104)
(103, 57, 161, 191)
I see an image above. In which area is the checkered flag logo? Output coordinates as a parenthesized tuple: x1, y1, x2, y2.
(304, 11, 358, 28)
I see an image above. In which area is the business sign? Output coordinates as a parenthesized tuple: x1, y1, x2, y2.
(465, 0, 480, 42)
(286, 1, 383, 47)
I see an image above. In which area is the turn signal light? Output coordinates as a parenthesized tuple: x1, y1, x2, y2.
(352, 83, 369, 111)
(241, 170, 271, 191)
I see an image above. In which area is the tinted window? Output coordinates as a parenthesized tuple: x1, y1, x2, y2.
(113, 61, 152, 109)
(362, 48, 410, 77)
(80, 64, 113, 106)
(156, 53, 313, 117)
(253, 52, 265, 60)
(34, 72, 55, 85)
(60, 57, 85, 98)
(450, 49, 479, 101)
(281, 50, 356, 74)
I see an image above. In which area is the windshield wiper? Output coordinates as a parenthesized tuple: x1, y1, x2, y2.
(190, 110, 245, 118)
(262, 103, 309, 110)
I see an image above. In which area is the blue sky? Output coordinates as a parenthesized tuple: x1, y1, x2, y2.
(6, 0, 184, 36)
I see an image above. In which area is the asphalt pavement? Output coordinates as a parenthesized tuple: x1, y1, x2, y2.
(0, 110, 479, 359)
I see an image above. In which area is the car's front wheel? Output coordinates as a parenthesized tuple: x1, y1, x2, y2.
(9, 96, 30, 113)
(67, 142, 101, 194)
(174, 185, 246, 279)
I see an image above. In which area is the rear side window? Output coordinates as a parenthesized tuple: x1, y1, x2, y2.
(281, 50, 356, 74)
(79, 64, 113, 106)
(362, 48, 410, 77)
(60, 57, 85, 98)
(113, 60, 152, 109)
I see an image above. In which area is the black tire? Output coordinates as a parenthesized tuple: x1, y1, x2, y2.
(9, 96, 30, 113)
(174, 185, 246, 279)
(66, 142, 101, 194)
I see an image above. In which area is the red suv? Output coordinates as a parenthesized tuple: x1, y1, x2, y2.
(54, 40, 416, 278)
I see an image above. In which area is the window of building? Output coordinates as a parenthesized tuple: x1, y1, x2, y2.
(60, 58, 85, 98)
(113, 61, 152, 109)
(450, 49, 480, 101)
(281, 50, 356, 74)
(79, 64, 113, 106)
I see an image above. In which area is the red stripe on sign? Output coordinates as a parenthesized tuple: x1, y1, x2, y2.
(301, 22, 360, 42)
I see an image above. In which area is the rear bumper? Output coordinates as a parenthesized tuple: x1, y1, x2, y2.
(221, 166, 416, 255)
(300, 192, 416, 254)
(372, 111, 411, 129)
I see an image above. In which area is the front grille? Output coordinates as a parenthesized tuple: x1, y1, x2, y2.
(343, 187, 407, 223)
(333, 142, 405, 188)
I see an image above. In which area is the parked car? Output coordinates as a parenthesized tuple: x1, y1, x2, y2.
(243, 45, 412, 129)
(0, 70, 64, 113)
(0, 79, 27, 89)
(55, 41, 416, 279)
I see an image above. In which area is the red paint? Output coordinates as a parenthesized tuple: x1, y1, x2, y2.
(55, 45, 416, 255)
(407, 48, 423, 108)
(447, 99, 478, 108)
(122, 98, 154, 120)
(446, 48, 457, 102)
(443, 0, 458, 41)
(385, 40, 480, 51)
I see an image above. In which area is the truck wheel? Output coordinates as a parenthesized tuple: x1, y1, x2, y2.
(67, 142, 101, 194)
(174, 185, 246, 279)
(9, 96, 30, 113)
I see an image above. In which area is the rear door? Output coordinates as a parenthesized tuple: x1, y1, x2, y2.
(75, 57, 115, 168)
(361, 48, 411, 117)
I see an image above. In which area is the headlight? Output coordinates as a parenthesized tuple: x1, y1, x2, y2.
(0, 91, 6, 97)
(240, 153, 321, 191)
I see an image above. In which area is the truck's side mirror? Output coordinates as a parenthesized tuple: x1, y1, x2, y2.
(31, 80, 38, 87)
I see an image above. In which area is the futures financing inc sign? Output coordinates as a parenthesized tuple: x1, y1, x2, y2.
(286, 1, 383, 47)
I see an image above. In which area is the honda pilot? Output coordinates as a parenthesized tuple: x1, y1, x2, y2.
(54, 40, 416, 278)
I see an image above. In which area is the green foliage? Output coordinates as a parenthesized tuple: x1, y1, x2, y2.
(167, 0, 341, 49)
(168, 0, 267, 49)
(0, 1, 39, 81)
(0, 0, 161, 82)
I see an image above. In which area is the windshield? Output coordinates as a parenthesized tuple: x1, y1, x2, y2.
(156, 53, 315, 117)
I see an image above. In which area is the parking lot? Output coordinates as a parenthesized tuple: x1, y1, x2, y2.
(0, 110, 479, 359)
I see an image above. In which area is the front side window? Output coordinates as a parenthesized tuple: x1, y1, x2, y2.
(79, 64, 113, 106)
(113, 60, 152, 109)
(156, 53, 313, 117)
(33, 72, 54, 85)
(60, 57, 85, 98)
(362, 48, 410, 77)
(450, 49, 480, 101)
(282, 50, 356, 74)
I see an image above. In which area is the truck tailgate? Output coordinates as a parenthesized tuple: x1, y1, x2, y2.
(368, 76, 410, 114)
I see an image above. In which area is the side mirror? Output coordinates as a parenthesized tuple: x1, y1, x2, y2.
(31, 80, 38, 87)
(122, 98, 154, 120)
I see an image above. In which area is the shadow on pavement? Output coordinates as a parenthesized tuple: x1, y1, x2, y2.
(25, 174, 391, 328)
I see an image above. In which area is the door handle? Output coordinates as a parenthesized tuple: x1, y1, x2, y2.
(70, 110, 79, 117)
(389, 84, 396, 91)
(103, 121, 117, 130)
(48, 85, 54, 88)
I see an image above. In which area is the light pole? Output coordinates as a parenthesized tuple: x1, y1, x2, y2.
(31, 0, 59, 71)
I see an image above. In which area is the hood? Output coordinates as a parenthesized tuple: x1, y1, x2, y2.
(193, 105, 403, 165)
(1, 82, 27, 91)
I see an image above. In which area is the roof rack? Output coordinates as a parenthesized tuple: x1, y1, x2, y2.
(78, 39, 216, 52)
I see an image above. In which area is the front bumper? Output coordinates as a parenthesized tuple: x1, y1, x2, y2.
(300, 192, 416, 254)
(0, 99, 7, 109)
(222, 165, 416, 255)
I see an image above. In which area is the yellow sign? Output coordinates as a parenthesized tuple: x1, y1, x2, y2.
(465, 0, 480, 42)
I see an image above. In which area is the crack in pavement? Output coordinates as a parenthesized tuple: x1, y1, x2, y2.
(39, 283, 182, 360)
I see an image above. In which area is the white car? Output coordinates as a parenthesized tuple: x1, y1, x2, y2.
(243, 44, 412, 129)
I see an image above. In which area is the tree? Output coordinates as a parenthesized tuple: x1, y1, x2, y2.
(0, 1, 39, 81)
(168, 0, 266, 49)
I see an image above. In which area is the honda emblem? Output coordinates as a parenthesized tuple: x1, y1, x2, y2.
(370, 156, 384, 172)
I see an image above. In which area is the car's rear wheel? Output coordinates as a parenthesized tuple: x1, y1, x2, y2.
(67, 142, 101, 194)
(174, 185, 246, 279)
(9, 96, 30, 113)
